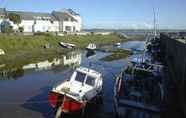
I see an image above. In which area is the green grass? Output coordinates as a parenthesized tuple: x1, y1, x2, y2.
(0, 33, 124, 52)
(0, 33, 126, 67)
(100, 48, 133, 62)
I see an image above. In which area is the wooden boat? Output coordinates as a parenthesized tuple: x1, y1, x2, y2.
(48, 67, 103, 117)
(86, 43, 96, 52)
(59, 42, 76, 49)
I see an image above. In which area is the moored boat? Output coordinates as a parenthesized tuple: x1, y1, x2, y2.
(48, 67, 103, 117)
(114, 60, 164, 117)
(115, 42, 121, 47)
(86, 43, 96, 52)
(59, 42, 76, 49)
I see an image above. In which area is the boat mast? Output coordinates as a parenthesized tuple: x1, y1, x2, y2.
(153, 4, 157, 40)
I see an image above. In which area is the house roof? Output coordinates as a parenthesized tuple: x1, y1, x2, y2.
(7, 10, 57, 21)
(52, 11, 77, 22)
(0, 8, 80, 21)
(63, 9, 80, 16)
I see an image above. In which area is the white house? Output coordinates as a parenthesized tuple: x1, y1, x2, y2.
(0, 8, 82, 33)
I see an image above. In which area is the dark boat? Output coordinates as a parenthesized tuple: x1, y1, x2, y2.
(114, 61, 164, 117)
(59, 42, 76, 49)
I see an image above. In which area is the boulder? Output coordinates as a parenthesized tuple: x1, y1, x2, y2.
(0, 49, 5, 55)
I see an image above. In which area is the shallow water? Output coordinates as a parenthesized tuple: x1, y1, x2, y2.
(0, 41, 154, 118)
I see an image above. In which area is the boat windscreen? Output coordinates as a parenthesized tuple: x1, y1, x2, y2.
(75, 71, 86, 83)
(86, 76, 95, 86)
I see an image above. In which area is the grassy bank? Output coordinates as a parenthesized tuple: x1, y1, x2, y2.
(0, 33, 126, 66)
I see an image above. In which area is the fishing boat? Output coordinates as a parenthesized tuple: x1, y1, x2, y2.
(114, 61, 164, 117)
(48, 67, 103, 117)
(59, 42, 76, 49)
(86, 43, 96, 52)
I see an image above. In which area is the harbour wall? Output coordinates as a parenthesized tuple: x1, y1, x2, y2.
(160, 34, 186, 117)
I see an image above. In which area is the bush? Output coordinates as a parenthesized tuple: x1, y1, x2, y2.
(90, 32, 94, 35)
(1, 26, 14, 33)
(18, 27, 24, 32)
(34, 32, 53, 37)
(8, 13, 21, 25)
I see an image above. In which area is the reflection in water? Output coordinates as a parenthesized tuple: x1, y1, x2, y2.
(86, 51, 96, 58)
(23, 51, 81, 71)
(63, 51, 81, 67)
(0, 41, 155, 118)
(23, 59, 61, 71)
(0, 68, 24, 80)
(0, 51, 82, 80)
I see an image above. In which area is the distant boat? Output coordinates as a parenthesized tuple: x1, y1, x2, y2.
(59, 42, 76, 49)
(114, 42, 121, 46)
(86, 43, 96, 52)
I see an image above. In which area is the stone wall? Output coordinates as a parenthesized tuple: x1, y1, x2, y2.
(160, 34, 186, 117)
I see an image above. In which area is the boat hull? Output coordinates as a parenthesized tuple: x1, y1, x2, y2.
(59, 42, 75, 49)
(62, 96, 85, 113)
(48, 91, 86, 114)
(86, 48, 96, 53)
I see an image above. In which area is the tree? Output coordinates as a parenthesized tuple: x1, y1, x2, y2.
(0, 20, 14, 33)
(8, 13, 21, 25)
(1, 26, 13, 33)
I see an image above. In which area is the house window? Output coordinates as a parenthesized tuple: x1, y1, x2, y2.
(64, 18, 68, 21)
(73, 26, 76, 32)
(65, 26, 71, 32)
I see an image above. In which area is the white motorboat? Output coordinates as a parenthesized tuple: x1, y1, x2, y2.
(86, 43, 96, 51)
(115, 42, 121, 46)
(48, 67, 103, 117)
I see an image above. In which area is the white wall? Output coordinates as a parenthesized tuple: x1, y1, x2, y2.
(33, 20, 59, 32)
(73, 15, 82, 32)
(63, 21, 77, 32)
(61, 13, 82, 32)
(19, 20, 34, 32)
(10, 20, 59, 32)
(0, 13, 82, 33)
(63, 19, 81, 32)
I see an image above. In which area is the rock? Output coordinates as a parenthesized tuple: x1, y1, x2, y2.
(0, 49, 5, 55)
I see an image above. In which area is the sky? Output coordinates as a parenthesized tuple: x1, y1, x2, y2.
(0, 0, 186, 29)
